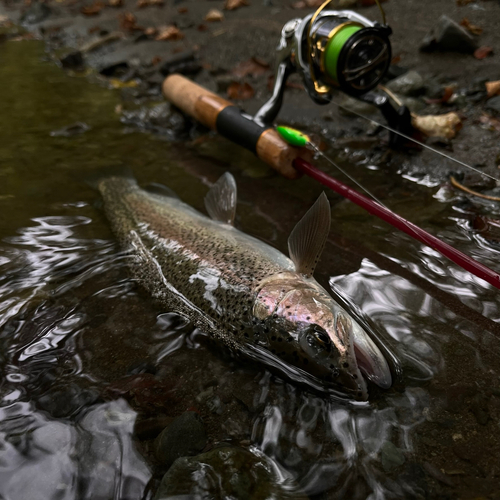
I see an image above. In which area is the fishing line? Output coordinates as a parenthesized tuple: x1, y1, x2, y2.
(336, 103, 500, 184)
(308, 143, 389, 209)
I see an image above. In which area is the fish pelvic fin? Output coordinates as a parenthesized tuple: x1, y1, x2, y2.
(288, 192, 331, 277)
(204, 172, 237, 225)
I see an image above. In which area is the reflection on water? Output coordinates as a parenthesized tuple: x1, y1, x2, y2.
(0, 40, 499, 500)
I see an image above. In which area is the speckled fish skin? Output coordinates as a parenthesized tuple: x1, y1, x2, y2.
(98, 175, 370, 400)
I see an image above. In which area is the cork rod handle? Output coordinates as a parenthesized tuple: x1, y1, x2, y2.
(162, 74, 303, 179)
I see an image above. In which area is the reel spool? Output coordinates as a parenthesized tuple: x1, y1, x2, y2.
(307, 8, 391, 96)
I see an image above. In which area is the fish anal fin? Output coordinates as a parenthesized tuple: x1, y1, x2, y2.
(204, 172, 237, 225)
(288, 192, 331, 276)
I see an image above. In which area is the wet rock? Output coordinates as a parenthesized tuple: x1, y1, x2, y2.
(134, 416, 174, 440)
(31, 421, 75, 454)
(420, 15, 477, 54)
(380, 441, 406, 472)
(99, 61, 129, 77)
(338, 94, 378, 116)
(50, 122, 90, 138)
(37, 383, 99, 418)
(154, 446, 307, 500)
(154, 411, 207, 468)
(386, 70, 425, 96)
(485, 95, 500, 114)
(78, 399, 151, 499)
(470, 394, 490, 425)
(423, 462, 455, 487)
(159, 50, 201, 77)
(60, 51, 84, 70)
(20, 1, 51, 24)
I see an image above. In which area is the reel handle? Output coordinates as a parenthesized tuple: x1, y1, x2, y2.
(162, 74, 307, 179)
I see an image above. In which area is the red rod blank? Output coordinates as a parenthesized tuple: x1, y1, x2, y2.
(293, 157, 500, 290)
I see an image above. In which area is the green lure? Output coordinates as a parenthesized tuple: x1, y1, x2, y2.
(276, 126, 311, 148)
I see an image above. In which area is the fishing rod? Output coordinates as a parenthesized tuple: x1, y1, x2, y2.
(161, 1, 500, 290)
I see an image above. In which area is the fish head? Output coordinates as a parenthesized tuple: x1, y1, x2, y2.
(253, 273, 391, 400)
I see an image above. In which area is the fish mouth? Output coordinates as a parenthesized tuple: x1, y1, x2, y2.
(351, 322, 392, 390)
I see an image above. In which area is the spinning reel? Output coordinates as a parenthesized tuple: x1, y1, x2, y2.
(255, 0, 412, 144)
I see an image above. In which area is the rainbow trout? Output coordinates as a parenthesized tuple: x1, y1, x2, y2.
(98, 172, 391, 400)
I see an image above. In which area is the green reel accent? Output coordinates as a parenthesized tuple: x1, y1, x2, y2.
(324, 25, 362, 84)
(276, 126, 310, 147)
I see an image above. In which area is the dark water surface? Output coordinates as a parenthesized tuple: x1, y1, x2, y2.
(1, 40, 499, 500)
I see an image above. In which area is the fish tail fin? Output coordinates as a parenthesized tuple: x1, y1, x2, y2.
(83, 166, 137, 191)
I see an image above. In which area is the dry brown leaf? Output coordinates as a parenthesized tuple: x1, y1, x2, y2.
(291, 1, 306, 8)
(224, 0, 248, 10)
(456, 0, 475, 5)
(479, 114, 500, 132)
(108, 0, 123, 7)
(486, 80, 500, 98)
(178, 6, 188, 13)
(412, 112, 462, 139)
(197, 24, 208, 31)
(231, 57, 269, 78)
(227, 82, 255, 100)
(155, 25, 184, 41)
(205, 9, 224, 22)
(151, 55, 162, 65)
(460, 17, 483, 35)
(144, 26, 157, 36)
(81, 1, 104, 16)
(119, 12, 143, 31)
(474, 46, 493, 60)
(137, 0, 163, 8)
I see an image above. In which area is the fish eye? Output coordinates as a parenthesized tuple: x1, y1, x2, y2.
(306, 325, 330, 346)
(313, 326, 330, 345)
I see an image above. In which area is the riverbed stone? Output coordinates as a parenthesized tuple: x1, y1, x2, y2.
(386, 70, 425, 96)
(20, 1, 51, 24)
(154, 411, 207, 468)
(485, 96, 500, 114)
(380, 441, 406, 472)
(420, 15, 477, 54)
(154, 446, 308, 500)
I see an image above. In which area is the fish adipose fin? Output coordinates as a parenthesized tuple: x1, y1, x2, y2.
(204, 172, 237, 225)
(288, 192, 331, 277)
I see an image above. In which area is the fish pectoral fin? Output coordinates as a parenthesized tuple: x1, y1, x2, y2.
(204, 172, 237, 225)
(288, 192, 331, 276)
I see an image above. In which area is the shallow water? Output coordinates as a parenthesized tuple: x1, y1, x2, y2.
(0, 40, 499, 500)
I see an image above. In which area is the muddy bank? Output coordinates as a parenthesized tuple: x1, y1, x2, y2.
(1, 0, 500, 188)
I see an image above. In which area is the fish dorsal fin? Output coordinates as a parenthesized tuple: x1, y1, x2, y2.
(204, 172, 237, 225)
(288, 192, 331, 276)
(144, 182, 180, 199)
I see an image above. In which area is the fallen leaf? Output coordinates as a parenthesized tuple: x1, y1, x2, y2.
(227, 82, 254, 100)
(108, 0, 123, 7)
(197, 24, 208, 31)
(144, 26, 156, 36)
(137, 0, 163, 8)
(178, 6, 188, 13)
(460, 17, 483, 35)
(474, 46, 493, 59)
(391, 54, 401, 64)
(291, 1, 306, 8)
(152, 55, 162, 65)
(109, 78, 139, 89)
(479, 114, 500, 132)
(119, 12, 143, 31)
(155, 25, 184, 41)
(224, 0, 248, 10)
(232, 57, 269, 78)
(88, 25, 100, 33)
(456, 0, 475, 5)
(486, 80, 500, 98)
(412, 112, 462, 139)
(472, 215, 500, 244)
(205, 9, 224, 22)
(80, 1, 104, 16)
